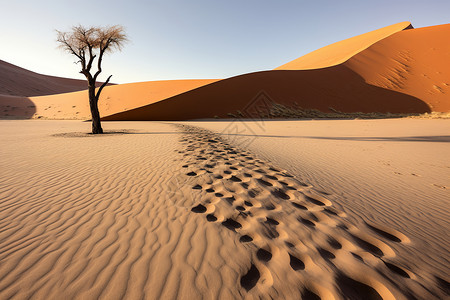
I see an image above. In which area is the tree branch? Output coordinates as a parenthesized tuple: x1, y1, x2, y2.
(86, 45, 96, 72)
(79, 49, 86, 71)
(95, 75, 112, 101)
(93, 40, 110, 82)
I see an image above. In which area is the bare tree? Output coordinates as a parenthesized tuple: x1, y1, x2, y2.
(57, 25, 127, 134)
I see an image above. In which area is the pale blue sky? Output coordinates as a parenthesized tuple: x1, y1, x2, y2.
(1, 0, 449, 83)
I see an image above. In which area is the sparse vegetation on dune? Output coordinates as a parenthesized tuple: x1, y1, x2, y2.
(226, 102, 450, 120)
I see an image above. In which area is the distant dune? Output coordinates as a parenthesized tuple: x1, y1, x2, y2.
(1, 22, 449, 120)
(0, 60, 112, 97)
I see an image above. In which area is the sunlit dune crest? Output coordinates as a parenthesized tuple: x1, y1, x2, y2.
(274, 21, 413, 70)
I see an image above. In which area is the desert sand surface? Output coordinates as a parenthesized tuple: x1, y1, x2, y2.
(274, 22, 412, 70)
(1, 119, 449, 299)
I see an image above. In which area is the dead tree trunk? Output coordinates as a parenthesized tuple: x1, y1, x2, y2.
(88, 81, 103, 134)
(88, 75, 112, 134)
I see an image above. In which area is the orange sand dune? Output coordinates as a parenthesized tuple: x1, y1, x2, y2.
(1, 22, 449, 122)
(345, 23, 450, 112)
(102, 68, 429, 121)
(0, 60, 111, 97)
(0, 79, 219, 119)
(275, 21, 413, 70)
(103, 22, 449, 120)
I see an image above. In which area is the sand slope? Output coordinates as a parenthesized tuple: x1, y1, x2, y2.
(103, 23, 449, 120)
(101, 67, 429, 121)
(274, 21, 413, 70)
(346, 23, 450, 112)
(0, 120, 448, 299)
(0, 60, 110, 97)
(0, 79, 218, 119)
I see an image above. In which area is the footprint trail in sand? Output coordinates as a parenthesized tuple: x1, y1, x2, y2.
(178, 124, 446, 300)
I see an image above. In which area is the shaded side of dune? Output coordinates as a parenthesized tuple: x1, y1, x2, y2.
(102, 67, 430, 121)
(0, 60, 112, 97)
(0, 94, 36, 118)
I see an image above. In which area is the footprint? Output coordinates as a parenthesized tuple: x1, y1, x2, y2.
(305, 195, 326, 206)
(241, 264, 260, 291)
(230, 175, 242, 182)
(335, 273, 383, 300)
(240, 235, 253, 243)
(241, 182, 249, 189)
(265, 204, 276, 211)
(324, 208, 338, 216)
(206, 214, 218, 222)
(383, 261, 410, 278)
(308, 213, 319, 222)
(248, 189, 260, 198)
(301, 288, 321, 300)
(351, 252, 363, 262)
(191, 204, 207, 213)
(236, 206, 246, 211)
(318, 248, 335, 260)
(327, 237, 342, 249)
(289, 254, 305, 271)
(292, 202, 308, 210)
(365, 223, 404, 243)
(271, 189, 290, 200)
(299, 217, 316, 228)
(350, 234, 384, 257)
(222, 218, 242, 231)
(224, 196, 236, 205)
(257, 178, 273, 187)
(256, 248, 272, 262)
(285, 241, 295, 248)
(265, 217, 279, 226)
